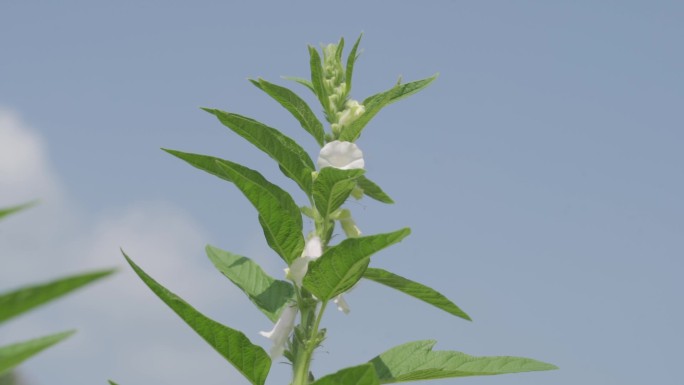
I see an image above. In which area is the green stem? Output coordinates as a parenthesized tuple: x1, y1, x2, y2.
(292, 301, 328, 385)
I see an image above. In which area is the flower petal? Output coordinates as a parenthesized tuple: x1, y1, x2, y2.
(259, 304, 298, 359)
(333, 294, 351, 314)
(318, 140, 365, 170)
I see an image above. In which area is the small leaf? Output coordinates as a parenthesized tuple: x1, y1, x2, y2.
(311, 363, 379, 385)
(123, 252, 271, 385)
(308, 45, 331, 120)
(304, 228, 411, 301)
(282, 76, 315, 93)
(339, 75, 438, 142)
(108, 381, 119, 385)
(363, 268, 470, 321)
(345, 33, 363, 95)
(165, 150, 304, 264)
(0, 330, 74, 375)
(250, 78, 326, 146)
(369, 340, 558, 384)
(0, 201, 37, 221)
(206, 245, 294, 322)
(0, 269, 115, 325)
(203, 108, 315, 194)
(357, 176, 393, 204)
(313, 168, 365, 219)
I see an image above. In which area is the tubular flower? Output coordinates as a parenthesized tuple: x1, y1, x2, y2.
(259, 303, 298, 359)
(285, 236, 323, 286)
(333, 294, 350, 314)
(318, 140, 365, 170)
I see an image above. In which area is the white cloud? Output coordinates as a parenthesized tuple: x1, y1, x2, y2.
(0, 108, 255, 384)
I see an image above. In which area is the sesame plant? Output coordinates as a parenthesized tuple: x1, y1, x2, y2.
(0, 202, 114, 379)
(121, 35, 557, 385)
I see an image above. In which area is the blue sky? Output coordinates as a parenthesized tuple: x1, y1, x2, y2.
(1, 2, 682, 384)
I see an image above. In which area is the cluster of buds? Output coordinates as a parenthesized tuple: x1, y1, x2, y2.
(322, 43, 366, 138)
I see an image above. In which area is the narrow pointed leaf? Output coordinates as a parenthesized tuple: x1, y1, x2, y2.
(363, 268, 470, 321)
(164, 150, 304, 263)
(282, 76, 315, 93)
(313, 168, 365, 219)
(304, 228, 411, 301)
(0, 269, 115, 325)
(108, 381, 119, 385)
(366, 74, 438, 106)
(308, 45, 331, 119)
(0, 330, 74, 375)
(0, 201, 36, 221)
(203, 108, 315, 193)
(206, 245, 294, 322)
(123, 252, 271, 385)
(334, 37, 345, 63)
(345, 33, 363, 95)
(369, 340, 558, 384)
(357, 176, 393, 204)
(312, 363, 379, 385)
(339, 75, 438, 142)
(250, 78, 325, 146)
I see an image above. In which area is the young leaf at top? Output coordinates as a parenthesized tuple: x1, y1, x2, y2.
(304, 228, 411, 301)
(203, 108, 315, 194)
(164, 150, 304, 264)
(345, 33, 363, 95)
(363, 268, 470, 321)
(369, 340, 558, 384)
(356, 176, 394, 204)
(311, 363, 379, 385)
(339, 75, 438, 142)
(0, 330, 75, 375)
(313, 167, 365, 220)
(0, 269, 115, 325)
(308, 45, 332, 121)
(206, 245, 294, 322)
(0, 201, 37, 221)
(123, 252, 271, 385)
(250, 78, 326, 146)
(282, 76, 315, 93)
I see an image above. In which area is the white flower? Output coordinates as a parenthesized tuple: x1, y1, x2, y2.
(318, 141, 365, 170)
(333, 294, 350, 314)
(285, 236, 323, 286)
(259, 303, 298, 359)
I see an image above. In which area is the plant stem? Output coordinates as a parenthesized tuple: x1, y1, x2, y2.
(291, 300, 328, 385)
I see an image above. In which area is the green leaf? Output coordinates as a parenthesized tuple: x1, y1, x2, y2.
(108, 381, 119, 385)
(282, 76, 315, 93)
(304, 228, 411, 301)
(206, 245, 294, 322)
(250, 78, 326, 146)
(0, 269, 115, 325)
(357, 176, 393, 204)
(203, 108, 315, 194)
(369, 340, 558, 383)
(339, 75, 438, 142)
(345, 33, 363, 95)
(0, 201, 37, 221)
(363, 268, 470, 321)
(123, 252, 271, 385)
(308, 45, 331, 120)
(311, 363, 379, 385)
(0, 330, 74, 375)
(334, 37, 345, 64)
(313, 168, 365, 219)
(164, 150, 304, 264)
